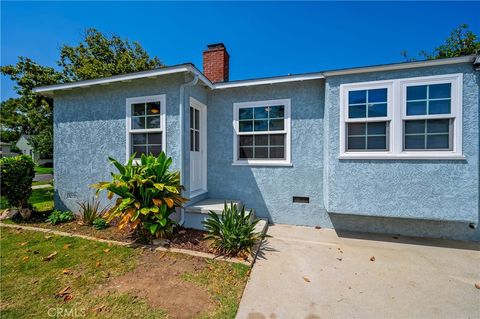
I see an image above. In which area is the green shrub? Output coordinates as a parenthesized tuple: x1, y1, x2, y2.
(77, 197, 108, 225)
(46, 210, 74, 225)
(202, 202, 262, 257)
(91, 153, 188, 240)
(0, 155, 35, 209)
(92, 217, 108, 230)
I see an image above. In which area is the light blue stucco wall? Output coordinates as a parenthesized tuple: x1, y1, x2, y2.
(52, 62, 479, 241)
(324, 63, 480, 241)
(53, 73, 186, 211)
(206, 80, 329, 226)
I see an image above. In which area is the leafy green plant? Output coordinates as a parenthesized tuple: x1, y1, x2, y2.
(92, 217, 108, 230)
(46, 210, 74, 225)
(91, 153, 188, 240)
(77, 197, 108, 225)
(0, 155, 35, 210)
(202, 202, 262, 257)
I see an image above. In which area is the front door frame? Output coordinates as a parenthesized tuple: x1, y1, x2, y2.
(188, 97, 208, 198)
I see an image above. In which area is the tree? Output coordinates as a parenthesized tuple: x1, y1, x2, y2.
(0, 58, 62, 156)
(58, 28, 163, 81)
(1, 28, 163, 158)
(402, 24, 480, 61)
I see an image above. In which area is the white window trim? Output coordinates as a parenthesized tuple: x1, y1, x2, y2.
(339, 74, 464, 160)
(233, 99, 292, 166)
(125, 94, 166, 163)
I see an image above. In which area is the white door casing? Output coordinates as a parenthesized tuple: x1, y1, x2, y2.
(189, 97, 207, 197)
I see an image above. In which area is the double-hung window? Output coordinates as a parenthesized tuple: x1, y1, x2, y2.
(341, 82, 393, 154)
(233, 99, 291, 166)
(340, 74, 463, 159)
(126, 94, 166, 160)
(401, 75, 461, 155)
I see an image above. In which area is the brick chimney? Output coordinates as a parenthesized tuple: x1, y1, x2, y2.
(203, 43, 229, 83)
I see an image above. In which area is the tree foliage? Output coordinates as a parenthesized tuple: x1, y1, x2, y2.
(1, 28, 163, 158)
(403, 24, 480, 61)
(58, 28, 163, 81)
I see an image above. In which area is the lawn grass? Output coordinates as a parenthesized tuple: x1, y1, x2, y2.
(32, 180, 53, 187)
(0, 227, 250, 319)
(34, 165, 53, 175)
(0, 187, 54, 212)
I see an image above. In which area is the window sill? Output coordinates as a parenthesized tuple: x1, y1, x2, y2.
(338, 152, 465, 160)
(232, 161, 293, 167)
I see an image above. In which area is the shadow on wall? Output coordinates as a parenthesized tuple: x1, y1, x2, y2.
(54, 188, 113, 215)
(329, 213, 480, 243)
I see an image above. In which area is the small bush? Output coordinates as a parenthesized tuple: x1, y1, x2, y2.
(77, 197, 108, 225)
(92, 217, 108, 230)
(202, 202, 262, 257)
(0, 155, 35, 209)
(46, 210, 74, 225)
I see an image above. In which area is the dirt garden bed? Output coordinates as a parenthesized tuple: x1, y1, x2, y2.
(6, 211, 215, 254)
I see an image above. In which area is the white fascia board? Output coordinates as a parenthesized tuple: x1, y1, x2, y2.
(213, 73, 325, 89)
(33, 64, 214, 95)
(323, 56, 475, 77)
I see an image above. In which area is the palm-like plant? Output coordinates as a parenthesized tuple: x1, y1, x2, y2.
(91, 153, 188, 239)
(202, 202, 262, 257)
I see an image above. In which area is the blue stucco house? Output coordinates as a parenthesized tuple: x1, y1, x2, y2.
(34, 44, 480, 241)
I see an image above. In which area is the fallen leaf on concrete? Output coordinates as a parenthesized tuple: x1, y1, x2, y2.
(43, 251, 58, 261)
(63, 244, 72, 249)
(475, 283, 480, 289)
(22, 256, 29, 261)
(370, 256, 375, 262)
(18, 242, 28, 246)
(336, 258, 343, 261)
(303, 276, 311, 283)
(62, 269, 72, 275)
(315, 226, 322, 229)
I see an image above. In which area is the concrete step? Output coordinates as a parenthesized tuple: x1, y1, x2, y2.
(183, 198, 254, 230)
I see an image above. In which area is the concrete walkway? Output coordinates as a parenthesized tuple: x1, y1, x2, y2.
(237, 224, 480, 319)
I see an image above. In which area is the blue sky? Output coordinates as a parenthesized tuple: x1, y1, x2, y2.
(1, 1, 479, 101)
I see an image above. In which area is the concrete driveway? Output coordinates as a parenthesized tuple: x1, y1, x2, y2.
(237, 225, 480, 319)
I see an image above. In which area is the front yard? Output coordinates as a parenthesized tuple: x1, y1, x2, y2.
(0, 227, 249, 318)
(0, 186, 54, 212)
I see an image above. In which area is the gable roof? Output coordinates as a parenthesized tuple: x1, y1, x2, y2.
(33, 55, 476, 95)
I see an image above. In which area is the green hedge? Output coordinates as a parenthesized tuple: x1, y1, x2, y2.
(0, 155, 35, 209)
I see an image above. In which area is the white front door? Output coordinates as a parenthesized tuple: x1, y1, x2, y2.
(189, 98, 207, 197)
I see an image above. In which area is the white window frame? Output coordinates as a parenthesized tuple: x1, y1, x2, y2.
(340, 81, 394, 156)
(233, 99, 292, 166)
(125, 94, 166, 162)
(339, 74, 464, 160)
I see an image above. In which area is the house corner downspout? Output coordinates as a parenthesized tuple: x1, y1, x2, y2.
(178, 73, 199, 226)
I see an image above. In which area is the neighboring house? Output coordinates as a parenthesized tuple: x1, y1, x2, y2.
(0, 141, 18, 158)
(16, 134, 52, 165)
(33, 44, 480, 241)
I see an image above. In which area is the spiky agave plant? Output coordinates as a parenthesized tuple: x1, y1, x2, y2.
(202, 202, 262, 257)
(91, 152, 188, 240)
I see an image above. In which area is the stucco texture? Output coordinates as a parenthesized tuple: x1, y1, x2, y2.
(206, 80, 330, 227)
(324, 63, 479, 240)
(53, 73, 185, 211)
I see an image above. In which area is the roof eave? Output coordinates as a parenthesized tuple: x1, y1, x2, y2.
(33, 64, 214, 96)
